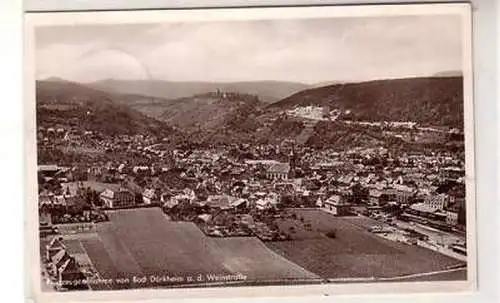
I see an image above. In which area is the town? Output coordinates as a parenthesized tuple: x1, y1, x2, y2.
(37, 103, 467, 291)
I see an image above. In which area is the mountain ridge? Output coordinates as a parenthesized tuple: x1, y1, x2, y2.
(87, 79, 312, 104)
(268, 76, 464, 129)
(35, 75, 465, 149)
(36, 79, 179, 138)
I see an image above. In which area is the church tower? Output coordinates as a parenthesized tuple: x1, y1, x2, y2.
(288, 145, 296, 179)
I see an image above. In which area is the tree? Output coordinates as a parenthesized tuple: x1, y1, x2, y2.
(135, 192, 143, 204)
(326, 229, 337, 239)
(457, 204, 466, 226)
(351, 183, 368, 203)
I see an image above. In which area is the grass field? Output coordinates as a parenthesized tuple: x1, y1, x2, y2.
(344, 216, 387, 230)
(79, 208, 318, 289)
(42, 207, 466, 290)
(62, 239, 86, 254)
(265, 209, 466, 280)
(81, 238, 122, 290)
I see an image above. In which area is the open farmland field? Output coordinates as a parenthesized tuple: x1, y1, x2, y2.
(104, 209, 229, 279)
(343, 216, 387, 230)
(81, 238, 123, 290)
(265, 209, 466, 280)
(204, 237, 320, 282)
(78, 207, 318, 289)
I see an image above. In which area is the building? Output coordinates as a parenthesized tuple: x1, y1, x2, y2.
(402, 203, 451, 231)
(203, 195, 248, 211)
(99, 188, 135, 208)
(142, 188, 156, 204)
(132, 166, 150, 175)
(424, 193, 450, 211)
(49, 248, 85, 289)
(50, 249, 70, 275)
(381, 188, 397, 203)
(266, 162, 290, 181)
(288, 147, 297, 179)
(205, 195, 237, 210)
(57, 256, 84, 288)
(38, 165, 60, 180)
(446, 210, 459, 226)
(255, 198, 276, 210)
(46, 237, 65, 261)
(393, 185, 415, 204)
(337, 174, 355, 186)
(368, 189, 382, 205)
(322, 194, 352, 216)
(441, 167, 466, 180)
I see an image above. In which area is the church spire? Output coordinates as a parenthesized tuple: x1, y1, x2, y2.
(288, 144, 296, 179)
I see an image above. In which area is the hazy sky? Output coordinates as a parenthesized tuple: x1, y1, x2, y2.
(35, 15, 463, 84)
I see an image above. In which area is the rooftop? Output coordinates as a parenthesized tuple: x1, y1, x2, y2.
(409, 203, 447, 214)
(267, 162, 291, 174)
(38, 165, 59, 172)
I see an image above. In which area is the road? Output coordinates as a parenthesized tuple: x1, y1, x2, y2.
(326, 266, 466, 283)
(395, 220, 465, 247)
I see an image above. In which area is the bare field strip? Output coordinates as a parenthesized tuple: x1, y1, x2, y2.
(95, 222, 144, 278)
(80, 238, 120, 290)
(206, 237, 319, 281)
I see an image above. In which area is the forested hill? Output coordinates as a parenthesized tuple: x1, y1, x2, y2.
(36, 79, 178, 137)
(269, 76, 464, 129)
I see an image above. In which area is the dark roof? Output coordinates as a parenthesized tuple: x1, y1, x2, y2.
(58, 257, 79, 274)
(47, 237, 65, 250)
(52, 249, 69, 266)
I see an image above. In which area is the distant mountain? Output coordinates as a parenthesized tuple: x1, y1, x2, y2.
(313, 80, 345, 87)
(36, 79, 178, 137)
(269, 76, 464, 129)
(87, 79, 311, 104)
(42, 77, 69, 83)
(37, 79, 115, 105)
(433, 71, 462, 77)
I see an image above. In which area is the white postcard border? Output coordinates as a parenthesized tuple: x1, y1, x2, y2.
(24, 3, 476, 302)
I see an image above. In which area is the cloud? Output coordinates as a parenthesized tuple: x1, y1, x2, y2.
(35, 15, 463, 83)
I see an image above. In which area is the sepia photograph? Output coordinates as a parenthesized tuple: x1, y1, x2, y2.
(24, 3, 475, 300)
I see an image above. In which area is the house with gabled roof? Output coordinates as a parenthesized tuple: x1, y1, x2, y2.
(322, 194, 352, 216)
(50, 249, 70, 275)
(142, 188, 156, 204)
(255, 198, 276, 210)
(38, 165, 59, 178)
(369, 189, 383, 205)
(99, 187, 135, 208)
(266, 162, 290, 181)
(46, 236, 65, 261)
(57, 256, 83, 287)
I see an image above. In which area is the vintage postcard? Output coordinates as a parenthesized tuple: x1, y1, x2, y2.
(24, 3, 475, 302)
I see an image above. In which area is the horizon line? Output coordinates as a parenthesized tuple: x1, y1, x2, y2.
(38, 71, 464, 86)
